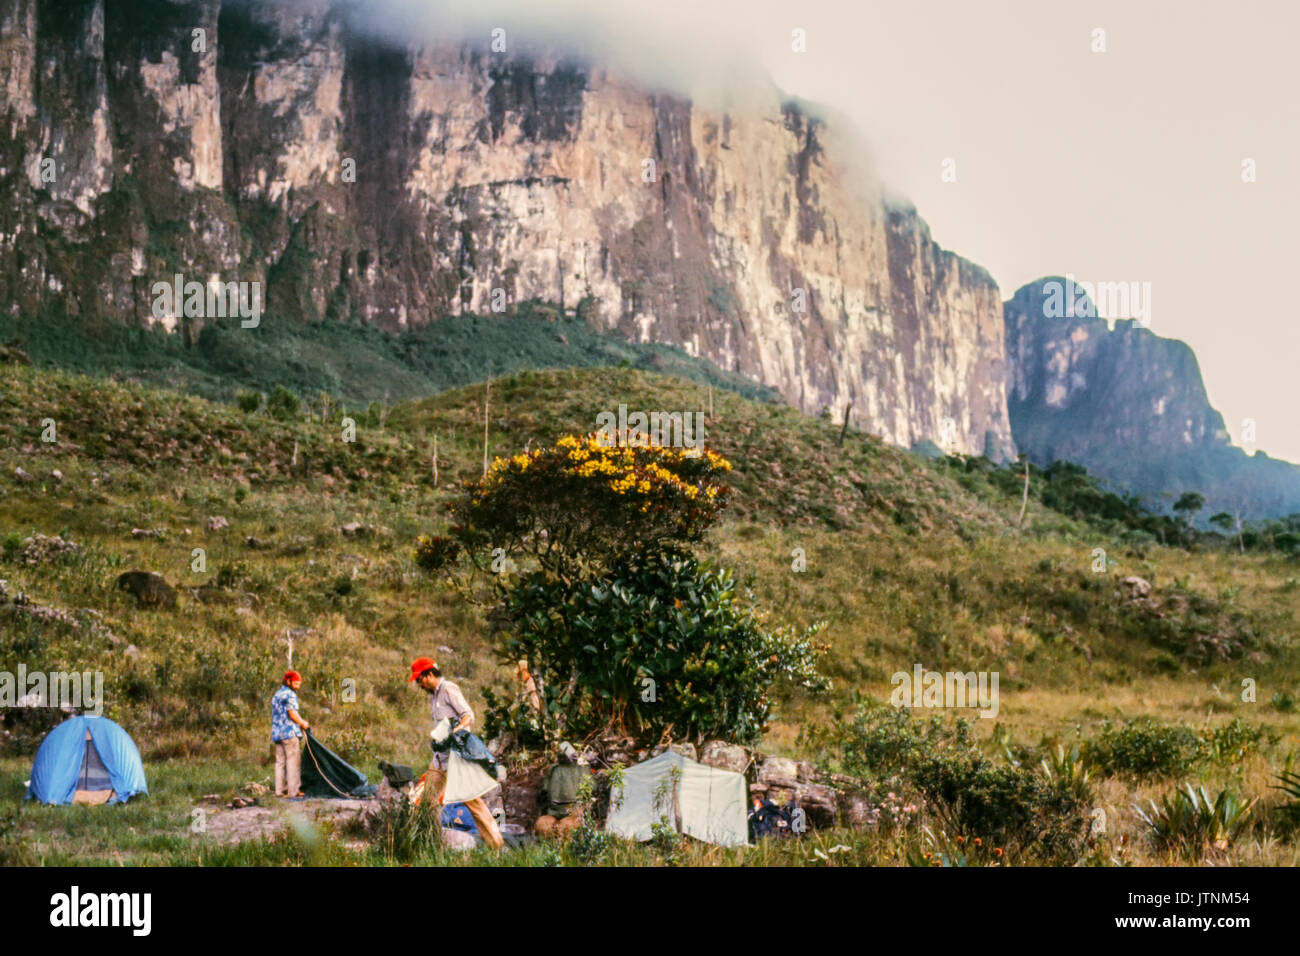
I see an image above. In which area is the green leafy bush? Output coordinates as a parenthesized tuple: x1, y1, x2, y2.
(267, 384, 301, 420)
(1085, 719, 1200, 777)
(828, 701, 1092, 863)
(492, 549, 828, 747)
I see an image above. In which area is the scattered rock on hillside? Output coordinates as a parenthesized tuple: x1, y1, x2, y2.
(338, 522, 390, 538)
(130, 528, 165, 540)
(18, 533, 81, 565)
(191, 584, 255, 608)
(13, 466, 33, 483)
(205, 516, 229, 531)
(116, 570, 177, 609)
(50, 469, 63, 485)
(1120, 576, 1152, 603)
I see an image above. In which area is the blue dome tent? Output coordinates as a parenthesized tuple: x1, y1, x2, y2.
(26, 715, 148, 806)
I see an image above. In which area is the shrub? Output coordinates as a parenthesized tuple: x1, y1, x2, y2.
(267, 385, 300, 420)
(1085, 718, 1200, 777)
(491, 549, 828, 747)
(829, 701, 1092, 863)
(911, 748, 1091, 863)
(366, 795, 443, 863)
(433, 434, 732, 581)
(235, 389, 263, 413)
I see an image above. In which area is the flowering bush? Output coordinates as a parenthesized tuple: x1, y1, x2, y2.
(429, 434, 733, 581)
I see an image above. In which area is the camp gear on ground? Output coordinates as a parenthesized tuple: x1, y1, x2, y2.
(408, 657, 437, 682)
(300, 730, 378, 798)
(378, 760, 417, 790)
(423, 767, 505, 848)
(442, 802, 480, 835)
(26, 715, 148, 806)
(540, 761, 590, 819)
(748, 798, 784, 839)
(606, 750, 748, 848)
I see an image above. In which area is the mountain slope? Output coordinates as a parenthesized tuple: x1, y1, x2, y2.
(1004, 277, 1300, 519)
(0, 0, 1011, 455)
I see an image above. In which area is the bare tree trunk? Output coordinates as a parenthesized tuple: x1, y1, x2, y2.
(1017, 458, 1030, 529)
(838, 402, 853, 446)
(433, 433, 438, 488)
(482, 380, 490, 479)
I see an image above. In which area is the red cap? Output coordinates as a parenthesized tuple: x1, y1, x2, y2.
(408, 657, 437, 683)
(284, 671, 302, 684)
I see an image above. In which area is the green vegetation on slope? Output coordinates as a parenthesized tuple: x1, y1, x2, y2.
(2, 364, 1298, 865)
(0, 300, 781, 409)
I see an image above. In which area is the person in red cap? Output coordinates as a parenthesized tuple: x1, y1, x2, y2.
(271, 671, 310, 797)
(409, 656, 504, 849)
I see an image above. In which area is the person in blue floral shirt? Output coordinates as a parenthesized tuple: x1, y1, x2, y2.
(271, 671, 310, 797)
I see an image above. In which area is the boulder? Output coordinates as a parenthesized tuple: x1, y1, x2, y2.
(481, 784, 504, 818)
(440, 828, 476, 852)
(130, 528, 164, 539)
(793, 783, 838, 828)
(116, 571, 177, 609)
(503, 782, 540, 823)
(700, 740, 750, 774)
(1120, 576, 1152, 602)
(206, 516, 229, 531)
(758, 756, 798, 788)
(796, 761, 820, 783)
(839, 791, 879, 829)
(653, 742, 697, 761)
(13, 466, 33, 483)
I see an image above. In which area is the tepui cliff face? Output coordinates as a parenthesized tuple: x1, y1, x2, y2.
(1004, 278, 1300, 518)
(0, 0, 1013, 457)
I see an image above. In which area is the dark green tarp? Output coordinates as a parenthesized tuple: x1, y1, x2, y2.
(300, 731, 377, 798)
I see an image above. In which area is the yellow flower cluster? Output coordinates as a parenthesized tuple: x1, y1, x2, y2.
(480, 434, 731, 504)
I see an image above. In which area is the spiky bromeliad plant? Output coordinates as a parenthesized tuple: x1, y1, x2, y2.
(1134, 783, 1257, 859)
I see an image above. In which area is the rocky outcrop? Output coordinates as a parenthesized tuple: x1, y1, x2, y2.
(0, 0, 1013, 455)
(1004, 278, 1300, 517)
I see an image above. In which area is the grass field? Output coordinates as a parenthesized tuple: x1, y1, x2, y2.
(2, 362, 1298, 866)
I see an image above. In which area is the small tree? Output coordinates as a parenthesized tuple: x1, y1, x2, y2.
(1173, 491, 1206, 528)
(490, 549, 828, 747)
(417, 433, 826, 748)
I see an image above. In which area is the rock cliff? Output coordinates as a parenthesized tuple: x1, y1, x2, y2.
(0, 0, 1013, 456)
(1004, 278, 1300, 518)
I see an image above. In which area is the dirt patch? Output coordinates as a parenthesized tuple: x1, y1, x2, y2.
(197, 797, 371, 845)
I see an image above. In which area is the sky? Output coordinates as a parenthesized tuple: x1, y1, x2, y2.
(355, 0, 1300, 463)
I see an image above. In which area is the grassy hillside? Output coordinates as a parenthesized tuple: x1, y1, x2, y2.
(0, 302, 782, 408)
(2, 363, 1299, 865)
